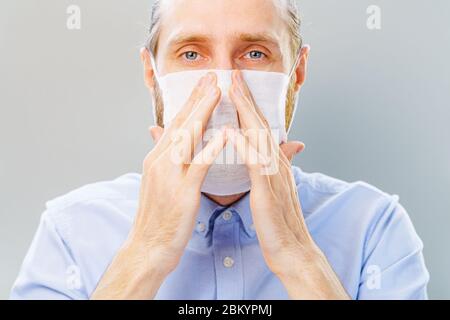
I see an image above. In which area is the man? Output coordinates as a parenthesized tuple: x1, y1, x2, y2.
(11, 0, 429, 299)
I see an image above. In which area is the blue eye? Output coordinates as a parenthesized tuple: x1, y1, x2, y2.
(247, 51, 265, 59)
(184, 51, 198, 60)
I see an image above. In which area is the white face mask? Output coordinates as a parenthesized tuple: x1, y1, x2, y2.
(150, 55, 300, 196)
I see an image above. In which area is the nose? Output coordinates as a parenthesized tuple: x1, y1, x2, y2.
(211, 46, 238, 70)
(212, 57, 236, 70)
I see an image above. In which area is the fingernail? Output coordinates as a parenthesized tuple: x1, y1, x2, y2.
(140, 47, 146, 54)
(198, 75, 208, 87)
(206, 72, 215, 83)
(232, 70, 238, 81)
(236, 70, 244, 83)
(199, 73, 215, 89)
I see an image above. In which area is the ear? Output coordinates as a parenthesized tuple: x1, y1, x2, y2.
(293, 44, 310, 92)
(140, 47, 157, 89)
(149, 125, 164, 144)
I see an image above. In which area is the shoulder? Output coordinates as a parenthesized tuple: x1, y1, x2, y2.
(45, 173, 141, 212)
(291, 167, 428, 298)
(43, 173, 141, 239)
(291, 165, 397, 215)
(17, 173, 142, 297)
(290, 166, 420, 246)
(42, 171, 142, 258)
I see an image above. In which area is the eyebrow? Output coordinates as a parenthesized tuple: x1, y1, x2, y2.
(168, 34, 212, 48)
(237, 32, 280, 47)
(167, 31, 281, 51)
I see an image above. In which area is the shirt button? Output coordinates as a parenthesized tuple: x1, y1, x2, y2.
(223, 256, 234, 268)
(196, 222, 206, 232)
(250, 223, 255, 230)
(222, 210, 232, 221)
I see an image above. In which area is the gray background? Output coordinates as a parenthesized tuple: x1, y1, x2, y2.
(1, 0, 449, 299)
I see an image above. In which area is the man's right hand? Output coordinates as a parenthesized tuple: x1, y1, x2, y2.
(91, 72, 225, 299)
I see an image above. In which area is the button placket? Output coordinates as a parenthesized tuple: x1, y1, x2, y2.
(223, 256, 234, 268)
(222, 210, 232, 221)
(212, 221, 244, 299)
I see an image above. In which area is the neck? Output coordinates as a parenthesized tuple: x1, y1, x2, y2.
(204, 192, 248, 207)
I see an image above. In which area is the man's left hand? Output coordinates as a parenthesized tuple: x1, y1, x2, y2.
(227, 70, 349, 300)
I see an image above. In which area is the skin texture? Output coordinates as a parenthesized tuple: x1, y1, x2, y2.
(91, 0, 349, 300)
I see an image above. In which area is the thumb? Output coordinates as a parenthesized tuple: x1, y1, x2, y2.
(149, 125, 164, 144)
(279, 141, 305, 163)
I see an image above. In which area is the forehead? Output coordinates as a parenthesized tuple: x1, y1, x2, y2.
(158, 0, 289, 47)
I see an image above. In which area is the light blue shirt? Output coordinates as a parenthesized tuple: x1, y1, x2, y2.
(10, 166, 429, 299)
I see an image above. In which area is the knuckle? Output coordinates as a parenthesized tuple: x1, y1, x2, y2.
(143, 151, 163, 173)
(170, 116, 184, 129)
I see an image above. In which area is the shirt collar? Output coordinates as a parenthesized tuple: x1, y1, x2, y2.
(196, 192, 256, 238)
(229, 192, 256, 237)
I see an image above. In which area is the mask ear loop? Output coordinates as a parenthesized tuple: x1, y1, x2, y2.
(287, 48, 302, 79)
(148, 50, 161, 126)
(149, 51, 160, 79)
(286, 46, 304, 134)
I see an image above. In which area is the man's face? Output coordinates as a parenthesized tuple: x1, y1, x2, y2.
(142, 0, 308, 204)
(154, 0, 293, 76)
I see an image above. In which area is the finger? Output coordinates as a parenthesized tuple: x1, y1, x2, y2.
(177, 73, 221, 163)
(237, 69, 272, 132)
(155, 73, 212, 151)
(229, 70, 270, 132)
(279, 141, 305, 163)
(229, 70, 276, 160)
(226, 129, 273, 186)
(158, 75, 220, 168)
(166, 73, 212, 132)
(187, 128, 227, 189)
